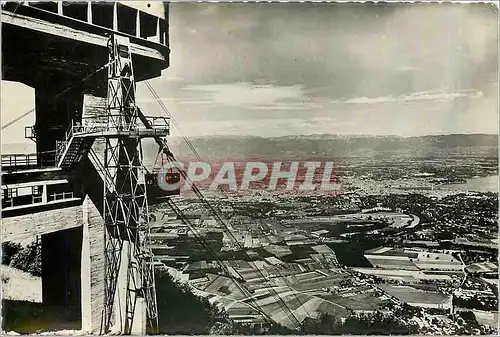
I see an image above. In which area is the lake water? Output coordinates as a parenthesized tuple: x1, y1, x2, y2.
(439, 175, 498, 193)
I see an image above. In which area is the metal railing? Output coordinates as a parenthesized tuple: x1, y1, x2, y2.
(1, 192, 74, 209)
(48, 191, 74, 202)
(1, 189, 43, 209)
(55, 140, 67, 165)
(1, 153, 38, 168)
(59, 115, 169, 140)
(55, 120, 76, 164)
(78, 115, 170, 134)
(55, 115, 170, 165)
(3, 2, 170, 48)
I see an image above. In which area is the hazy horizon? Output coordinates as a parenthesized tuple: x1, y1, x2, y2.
(160, 132, 500, 140)
(2, 132, 497, 156)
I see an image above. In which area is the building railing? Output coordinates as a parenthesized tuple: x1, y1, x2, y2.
(48, 191, 74, 202)
(1, 153, 56, 169)
(2, 152, 61, 171)
(1, 154, 38, 168)
(1, 191, 43, 209)
(2, 189, 75, 210)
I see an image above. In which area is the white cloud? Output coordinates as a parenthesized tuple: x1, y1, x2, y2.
(394, 66, 421, 72)
(334, 89, 483, 105)
(165, 76, 185, 82)
(179, 82, 319, 110)
(175, 116, 354, 137)
(145, 4, 497, 137)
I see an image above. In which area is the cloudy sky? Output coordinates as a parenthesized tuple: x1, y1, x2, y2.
(2, 2, 498, 145)
(138, 2, 498, 137)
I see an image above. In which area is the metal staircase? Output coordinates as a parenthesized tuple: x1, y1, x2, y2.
(56, 129, 95, 168)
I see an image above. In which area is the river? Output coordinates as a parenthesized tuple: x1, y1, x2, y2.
(439, 175, 498, 193)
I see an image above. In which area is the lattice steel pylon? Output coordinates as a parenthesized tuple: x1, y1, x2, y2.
(99, 34, 159, 335)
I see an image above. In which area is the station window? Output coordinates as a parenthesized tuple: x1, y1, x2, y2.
(31, 186, 43, 196)
(159, 20, 168, 45)
(140, 11, 158, 40)
(32, 186, 43, 203)
(6, 189, 18, 199)
(117, 4, 137, 36)
(62, 2, 88, 22)
(91, 2, 114, 29)
(29, 1, 58, 13)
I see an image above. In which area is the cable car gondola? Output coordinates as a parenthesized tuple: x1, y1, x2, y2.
(146, 143, 181, 205)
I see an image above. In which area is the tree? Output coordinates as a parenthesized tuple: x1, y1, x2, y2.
(9, 242, 41, 276)
(154, 267, 233, 335)
(209, 321, 234, 335)
(2, 242, 21, 265)
(300, 314, 342, 335)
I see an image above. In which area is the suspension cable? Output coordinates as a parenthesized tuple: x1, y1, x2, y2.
(142, 81, 304, 329)
(2, 62, 111, 131)
(166, 153, 303, 329)
(143, 82, 303, 328)
(152, 150, 275, 323)
(163, 198, 273, 322)
(1, 109, 35, 130)
(144, 81, 204, 162)
(141, 89, 301, 327)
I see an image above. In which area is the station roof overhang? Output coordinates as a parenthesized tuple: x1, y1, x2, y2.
(1, 5, 170, 88)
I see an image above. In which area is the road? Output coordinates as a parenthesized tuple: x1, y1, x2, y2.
(407, 214, 421, 228)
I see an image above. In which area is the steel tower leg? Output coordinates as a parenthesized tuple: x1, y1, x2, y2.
(100, 35, 158, 335)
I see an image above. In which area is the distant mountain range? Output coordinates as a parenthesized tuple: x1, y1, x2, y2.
(2, 134, 497, 162)
(154, 133, 498, 161)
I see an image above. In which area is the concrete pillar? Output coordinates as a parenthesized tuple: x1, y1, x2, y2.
(81, 196, 106, 334)
(87, 2, 93, 24)
(42, 184, 47, 203)
(136, 10, 141, 38)
(112, 240, 146, 335)
(113, 2, 118, 31)
(154, 18, 160, 44)
(111, 241, 128, 332)
(80, 193, 146, 334)
(131, 298, 147, 335)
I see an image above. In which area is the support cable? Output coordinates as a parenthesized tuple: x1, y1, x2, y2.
(2, 62, 110, 130)
(163, 197, 273, 322)
(142, 81, 305, 329)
